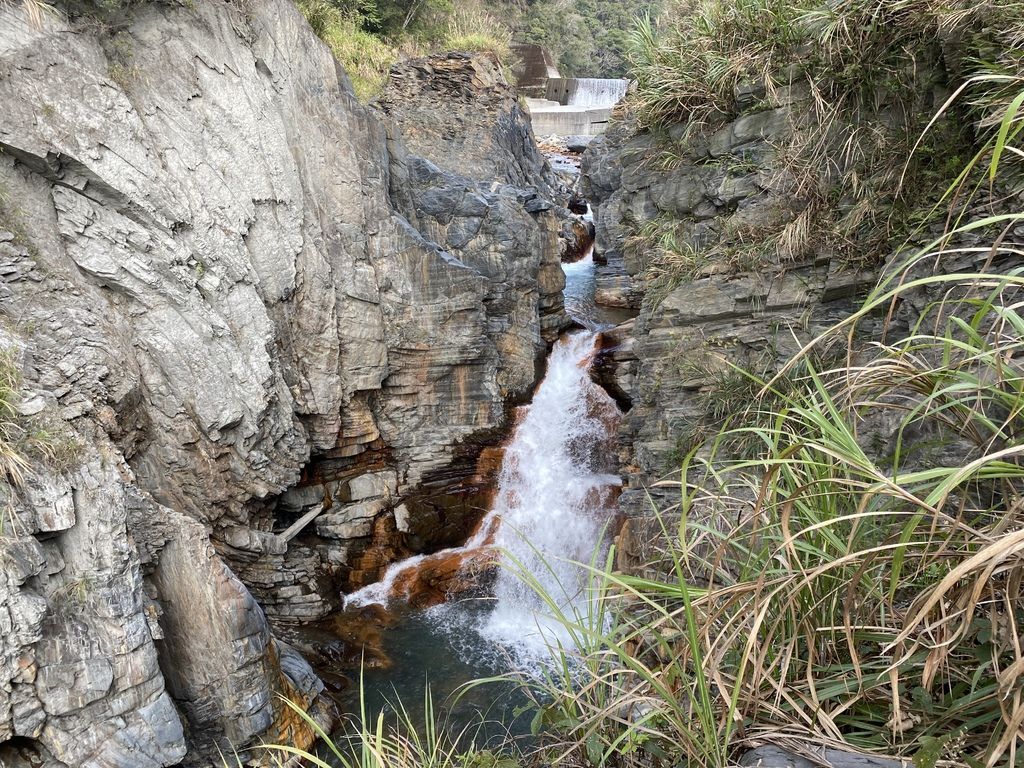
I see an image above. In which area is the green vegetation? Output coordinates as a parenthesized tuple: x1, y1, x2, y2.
(295, 0, 512, 101)
(0, 350, 31, 491)
(295, 0, 656, 101)
(624, 0, 1024, 286)
(0, 348, 83, 500)
(261, 682, 518, 768)
(496, 72, 1024, 768)
(510, 0, 658, 77)
(297, 1, 406, 100)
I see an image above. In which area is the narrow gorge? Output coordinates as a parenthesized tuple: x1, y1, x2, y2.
(2, 1, 1023, 768)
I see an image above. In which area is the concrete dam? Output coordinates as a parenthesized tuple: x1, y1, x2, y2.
(525, 77, 630, 137)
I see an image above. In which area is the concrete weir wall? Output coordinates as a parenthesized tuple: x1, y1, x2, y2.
(511, 43, 561, 98)
(526, 77, 629, 137)
(545, 78, 629, 107)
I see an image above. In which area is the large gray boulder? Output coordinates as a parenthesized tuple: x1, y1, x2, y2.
(740, 745, 907, 768)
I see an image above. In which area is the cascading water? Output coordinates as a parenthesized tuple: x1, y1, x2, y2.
(477, 330, 621, 661)
(566, 78, 629, 108)
(345, 249, 621, 668)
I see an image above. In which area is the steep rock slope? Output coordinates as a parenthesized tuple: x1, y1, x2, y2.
(581, 96, 882, 528)
(0, 1, 565, 764)
(582, 92, 1020, 567)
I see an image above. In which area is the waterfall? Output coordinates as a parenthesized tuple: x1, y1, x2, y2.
(566, 78, 629, 108)
(344, 256, 622, 667)
(476, 331, 621, 659)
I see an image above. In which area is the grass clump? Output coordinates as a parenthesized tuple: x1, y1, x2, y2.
(0, 347, 83, 500)
(261, 680, 519, 768)
(0, 350, 31, 490)
(623, 0, 1024, 285)
(441, 3, 511, 60)
(627, 0, 1023, 134)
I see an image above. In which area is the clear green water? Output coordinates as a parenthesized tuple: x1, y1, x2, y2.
(335, 601, 536, 751)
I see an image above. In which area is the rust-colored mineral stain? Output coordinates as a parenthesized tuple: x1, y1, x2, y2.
(389, 547, 499, 610)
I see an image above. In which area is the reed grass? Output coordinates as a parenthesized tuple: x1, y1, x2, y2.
(261, 674, 519, 768)
(0, 349, 31, 492)
(497, 75, 1024, 768)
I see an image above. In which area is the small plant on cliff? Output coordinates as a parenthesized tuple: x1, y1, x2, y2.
(0, 350, 31, 490)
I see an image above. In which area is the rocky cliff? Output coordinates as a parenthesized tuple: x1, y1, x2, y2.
(0, 2, 567, 764)
(582, 77, 1024, 570)
(581, 92, 888, 538)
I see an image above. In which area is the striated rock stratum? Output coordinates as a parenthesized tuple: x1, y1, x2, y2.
(0, 1, 568, 764)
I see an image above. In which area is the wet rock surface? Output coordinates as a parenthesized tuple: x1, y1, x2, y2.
(0, 3, 570, 765)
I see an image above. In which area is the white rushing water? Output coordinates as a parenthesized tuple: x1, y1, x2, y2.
(345, 256, 622, 667)
(476, 330, 621, 660)
(566, 78, 629, 108)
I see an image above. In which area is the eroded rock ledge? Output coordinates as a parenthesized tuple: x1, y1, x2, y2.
(0, 2, 568, 764)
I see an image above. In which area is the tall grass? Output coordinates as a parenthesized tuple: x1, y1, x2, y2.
(0, 349, 31, 492)
(296, 0, 402, 102)
(262, 674, 517, 768)
(441, 2, 511, 59)
(497, 75, 1024, 768)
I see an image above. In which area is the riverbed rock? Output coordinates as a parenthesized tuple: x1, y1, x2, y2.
(0, 1, 569, 763)
(740, 745, 907, 768)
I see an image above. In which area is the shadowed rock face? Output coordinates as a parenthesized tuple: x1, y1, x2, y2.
(0, 2, 567, 765)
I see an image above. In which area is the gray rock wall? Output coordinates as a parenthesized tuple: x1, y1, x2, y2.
(580, 96, 881, 522)
(0, 1, 567, 764)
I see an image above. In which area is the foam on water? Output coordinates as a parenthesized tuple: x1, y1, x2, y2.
(343, 254, 622, 671)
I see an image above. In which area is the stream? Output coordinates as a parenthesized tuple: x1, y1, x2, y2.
(335, 249, 623, 744)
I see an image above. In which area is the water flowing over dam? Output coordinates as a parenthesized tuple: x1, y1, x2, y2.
(551, 78, 630, 108)
(525, 77, 630, 136)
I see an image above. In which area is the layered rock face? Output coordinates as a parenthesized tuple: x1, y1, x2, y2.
(0, 2, 566, 764)
(580, 94, 882, 523)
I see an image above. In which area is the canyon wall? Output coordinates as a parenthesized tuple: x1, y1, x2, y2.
(580, 90, 954, 556)
(0, 1, 567, 764)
